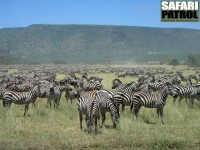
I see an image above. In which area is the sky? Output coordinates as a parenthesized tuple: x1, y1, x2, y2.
(0, 0, 200, 29)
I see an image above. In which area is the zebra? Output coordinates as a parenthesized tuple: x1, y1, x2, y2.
(0, 86, 9, 100)
(65, 84, 78, 104)
(113, 83, 151, 112)
(84, 80, 103, 91)
(94, 92, 120, 128)
(77, 90, 99, 130)
(12, 83, 34, 92)
(90, 81, 142, 112)
(170, 84, 200, 107)
(3, 82, 42, 116)
(80, 91, 120, 133)
(46, 80, 62, 108)
(131, 83, 172, 124)
(112, 78, 122, 89)
(82, 73, 103, 83)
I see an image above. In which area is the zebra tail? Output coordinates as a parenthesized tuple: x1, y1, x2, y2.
(110, 96, 120, 118)
(89, 100, 95, 121)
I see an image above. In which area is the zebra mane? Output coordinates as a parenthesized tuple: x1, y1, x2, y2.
(112, 79, 122, 84)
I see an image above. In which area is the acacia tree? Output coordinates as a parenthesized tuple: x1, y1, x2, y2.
(169, 59, 179, 66)
(187, 54, 199, 66)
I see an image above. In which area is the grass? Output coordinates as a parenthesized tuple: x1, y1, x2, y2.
(0, 66, 200, 149)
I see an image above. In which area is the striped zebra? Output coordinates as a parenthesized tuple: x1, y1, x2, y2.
(12, 82, 34, 92)
(170, 84, 200, 107)
(81, 91, 120, 133)
(0, 86, 9, 100)
(77, 90, 98, 130)
(65, 84, 77, 104)
(0, 82, 16, 100)
(131, 83, 171, 124)
(98, 81, 141, 100)
(3, 83, 42, 116)
(90, 81, 141, 112)
(113, 83, 151, 112)
(112, 78, 122, 89)
(46, 81, 62, 108)
(31, 80, 50, 106)
(84, 80, 103, 91)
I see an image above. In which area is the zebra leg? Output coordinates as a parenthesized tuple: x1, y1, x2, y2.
(65, 95, 68, 102)
(132, 105, 141, 121)
(111, 114, 117, 129)
(24, 104, 29, 116)
(122, 104, 125, 112)
(101, 112, 106, 127)
(46, 99, 50, 108)
(156, 108, 160, 122)
(159, 108, 164, 124)
(178, 96, 183, 104)
(57, 97, 60, 108)
(53, 100, 56, 109)
(49, 99, 52, 108)
(79, 112, 83, 129)
(95, 117, 98, 134)
(190, 97, 195, 108)
(173, 95, 178, 104)
(185, 97, 188, 104)
(32, 99, 36, 107)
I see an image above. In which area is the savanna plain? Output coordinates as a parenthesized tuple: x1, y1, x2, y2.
(0, 65, 200, 150)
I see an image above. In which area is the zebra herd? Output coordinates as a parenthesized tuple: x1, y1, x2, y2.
(0, 67, 200, 133)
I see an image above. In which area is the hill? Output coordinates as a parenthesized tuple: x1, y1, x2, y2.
(0, 24, 199, 64)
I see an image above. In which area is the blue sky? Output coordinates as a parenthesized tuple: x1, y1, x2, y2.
(0, 0, 200, 29)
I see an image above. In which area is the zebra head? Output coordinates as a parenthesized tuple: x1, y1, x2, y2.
(31, 81, 43, 97)
(112, 78, 122, 89)
(164, 82, 174, 95)
(49, 81, 55, 93)
(36, 81, 46, 98)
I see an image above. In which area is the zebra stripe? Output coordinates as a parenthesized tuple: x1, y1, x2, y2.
(3, 84, 42, 116)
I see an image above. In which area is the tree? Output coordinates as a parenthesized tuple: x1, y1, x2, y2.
(187, 54, 199, 66)
(168, 59, 179, 66)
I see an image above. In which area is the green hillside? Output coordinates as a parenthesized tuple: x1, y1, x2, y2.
(0, 24, 199, 64)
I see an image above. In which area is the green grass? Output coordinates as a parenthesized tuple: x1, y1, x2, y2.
(0, 66, 200, 149)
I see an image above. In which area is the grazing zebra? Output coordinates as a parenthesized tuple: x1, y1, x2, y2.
(81, 91, 120, 133)
(3, 83, 42, 116)
(77, 91, 97, 130)
(94, 92, 120, 128)
(131, 83, 171, 124)
(46, 81, 61, 108)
